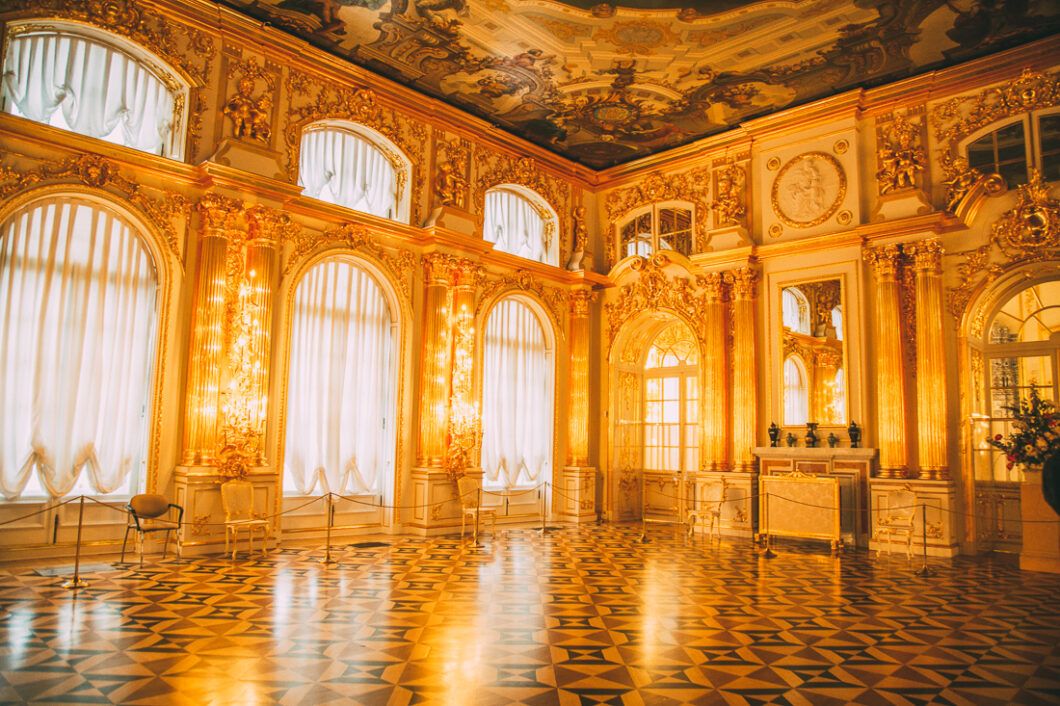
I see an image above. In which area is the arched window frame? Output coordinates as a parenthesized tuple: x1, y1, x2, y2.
(297, 120, 412, 224)
(783, 354, 809, 427)
(960, 107, 1060, 189)
(0, 20, 190, 159)
(782, 287, 811, 335)
(617, 201, 695, 261)
(477, 293, 556, 490)
(0, 189, 175, 501)
(481, 184, 559, 266)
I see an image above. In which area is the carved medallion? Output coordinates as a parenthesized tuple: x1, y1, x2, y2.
(771, 152, 846, 228)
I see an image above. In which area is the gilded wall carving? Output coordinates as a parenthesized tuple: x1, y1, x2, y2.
(710, 163, 746, 227)
(223, 59, 277, 144)
(0, 153, 189, 264)
(875, 112, 926, 195)
(932, 69, 1060, 148)
(604, 168, 710, 267)
(604, 254, 708, 346)
(477, 269, 569, 332)
(771, 152, 846, 229)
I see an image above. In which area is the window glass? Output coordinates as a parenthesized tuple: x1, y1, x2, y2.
(1039, 114, 1060, 182)
(967, 122, 1028, 187)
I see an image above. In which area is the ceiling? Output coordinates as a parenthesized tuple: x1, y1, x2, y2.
(223, 0, 1060, 169)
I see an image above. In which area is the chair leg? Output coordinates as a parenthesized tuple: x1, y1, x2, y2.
(138, 531, 145, 567)
(121, 526, 131, 563)
(162, 530, 170, 561)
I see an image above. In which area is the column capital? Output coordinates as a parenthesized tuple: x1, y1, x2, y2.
(423, 252, 464, 285)
(904, 238, 943, 275)
(864, 243, 903, 281)
(569, 288, 597, 317)
(245, 204, 300, 247)
(197, 192, 244, 238)
(727, 266, 760, 300)
(700, 271, 726, 303)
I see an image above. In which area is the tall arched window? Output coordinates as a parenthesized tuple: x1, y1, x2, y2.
(481, 297, 553, 490)
(0, 196, 159, 499)
(283, 258, 395, 496)
(784, 355, 809, 426)
(643, 324, 699, 474)
(482, 186, 558, 266)
(298, 123, 408, 222)
(1, 22, 187, 158)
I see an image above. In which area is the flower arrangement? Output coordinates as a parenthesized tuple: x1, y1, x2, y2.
(989, 387, 1060, 471)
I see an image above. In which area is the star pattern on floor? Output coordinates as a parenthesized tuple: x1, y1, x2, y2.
(2, 524, 1059, 705)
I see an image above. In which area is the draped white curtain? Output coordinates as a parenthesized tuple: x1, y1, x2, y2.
(783, 356, 809, 426)
(481, 298, 552, 490)
(0, 197, 158, 500)
(782, 287, 810, 334)
(1, 29, 178, 156)
(299, 126, 399, 221)
(284, 259, 393, 496)
(483, 188, 555, 266)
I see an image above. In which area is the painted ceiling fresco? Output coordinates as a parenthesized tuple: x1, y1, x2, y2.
(223, 0, 1060, 168)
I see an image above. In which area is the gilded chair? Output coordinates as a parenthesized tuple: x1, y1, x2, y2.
(121, 494, 183, 565)
(220, 479, 270, 559)
(457, 475, 496, 541)
(874, 488, 917, 558)
(688, 479, 726, 540)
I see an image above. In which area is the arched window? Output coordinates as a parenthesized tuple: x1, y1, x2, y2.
(482, 186, 557, 266)
(643, 324, 699, 474)
(283, 258, 395, 496)
(298, 123, 408, 222)
(481, 297, 553, 490)
(782, 287, 811, 335)
(1, 22, 187, 158)
(0, 196, 159, 499)
(618, 205, 693, 260)
(783, 356, 809, 426)
(967, 122, 1029, 188)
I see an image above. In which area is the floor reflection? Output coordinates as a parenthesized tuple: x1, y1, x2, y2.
(1, 525, 1059, 704)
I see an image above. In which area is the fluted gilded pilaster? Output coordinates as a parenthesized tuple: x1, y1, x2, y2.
(447, 260, 480, 473)
(728, 267, 758, 472)
(567, 289, 593, 467)
(417, 254, 456, 467)
(701, 272, 729, 472)
(907, 239, 948, 479)
(865, 244, 908, 477)
(244, 210, 282, 463)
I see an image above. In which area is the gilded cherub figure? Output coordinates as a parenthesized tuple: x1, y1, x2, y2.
(223, 76, 272, 143)
(876, 117, 925, 194)
(711, 164, 745, 224)
(435, 152, 468, 209)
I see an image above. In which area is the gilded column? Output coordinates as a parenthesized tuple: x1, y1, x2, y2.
(701, 272, 729, 472)
(865, 244, 907, 477)
(728, 267, 758, 472)
(446, 259, 480, 475)
(182, 194, 240, 464)
(567, 289, 593, 467)
(908, 239, 948, 479)
(417, 254, 455, 467)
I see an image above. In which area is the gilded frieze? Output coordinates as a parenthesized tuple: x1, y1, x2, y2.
(0, 153, 188, 264)
(477, 269, 568, 332)
(282, 223, 416, 301)
(604, 168, 710, 267)
(604, 254, 708, 346)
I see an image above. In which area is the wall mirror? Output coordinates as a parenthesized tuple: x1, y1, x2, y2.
(780, 279, 846, 426)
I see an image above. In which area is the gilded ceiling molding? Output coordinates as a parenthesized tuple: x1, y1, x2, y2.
(282, 223, 417, 302)
(477, 269, 568, 334)
(947, 170, 1059, 326)
(604, 168, 710, 268)
(604, 253, 708, 347)
(473, 153, 571, 260)
(7, 0, 215, 85)
(0, 153, 188, 265)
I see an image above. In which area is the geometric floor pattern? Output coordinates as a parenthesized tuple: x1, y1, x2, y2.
(2, 523, 1060, 705)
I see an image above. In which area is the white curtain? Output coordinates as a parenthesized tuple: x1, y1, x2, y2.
(0, 197, 158, 500)
(284, 259, 393, 495)
(483, 188, 555, 266)
(1, 30, 177, 156)
(299, 127, 399, 220)
(782, 288, 810, 334)
(784, 356, 808, 426)
(481, 298, 552, 489)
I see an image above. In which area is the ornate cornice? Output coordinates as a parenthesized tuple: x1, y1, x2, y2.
(1, 153, 188, 264)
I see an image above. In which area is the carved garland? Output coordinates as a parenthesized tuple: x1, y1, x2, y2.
(605, 167, 711, 268)
(0, 153, 188, 264)
(476, 269, 568, 332)
(282, 223, 417, 302)
(604, 254, 708, 347)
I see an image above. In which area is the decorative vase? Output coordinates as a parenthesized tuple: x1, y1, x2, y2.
(805, 422, 819, 448)
(848, 421, 861, 448)
(768, 422, 780, 448)
(827, 432, 839, 448)
(786, 432, 797, 448)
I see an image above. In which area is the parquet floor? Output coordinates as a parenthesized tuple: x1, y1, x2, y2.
(1, 524, 1059, 705)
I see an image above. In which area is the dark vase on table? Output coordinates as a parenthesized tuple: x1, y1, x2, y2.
(848, 421, 861, 448)
(768, 422, 780, 448)
(805, 422, 819, 448)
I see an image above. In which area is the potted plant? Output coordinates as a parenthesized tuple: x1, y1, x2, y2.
(989, 387, 1060, 516)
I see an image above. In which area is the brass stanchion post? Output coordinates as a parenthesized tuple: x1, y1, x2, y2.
(914, 502, 933, 576)
(637, 472, 650, 544)
(63, 496, 87, 590)
(320, 493, 336, 565)
(537, 483, 549, 536)
(472, 487, 481, 548)
(759, 492, 776, 558)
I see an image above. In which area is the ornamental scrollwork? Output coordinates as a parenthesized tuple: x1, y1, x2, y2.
(477, 269, 568, 332)
(282, 223, 416, 302)
(605, 168, 711, 267)
(990, 169, 1060, 262)
(710, 164, 746, 226)
(875, 113, 925, 195)
(932, 69, 1060, 148)
(1, 153, 188, 264)
(604, 253, 708, 346)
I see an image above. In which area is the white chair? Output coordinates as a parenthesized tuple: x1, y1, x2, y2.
(875, 488, 917, 558)
(457, 475, 496, 541)
(221, 480, 270, 559)
(688, 479, 726, 540)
